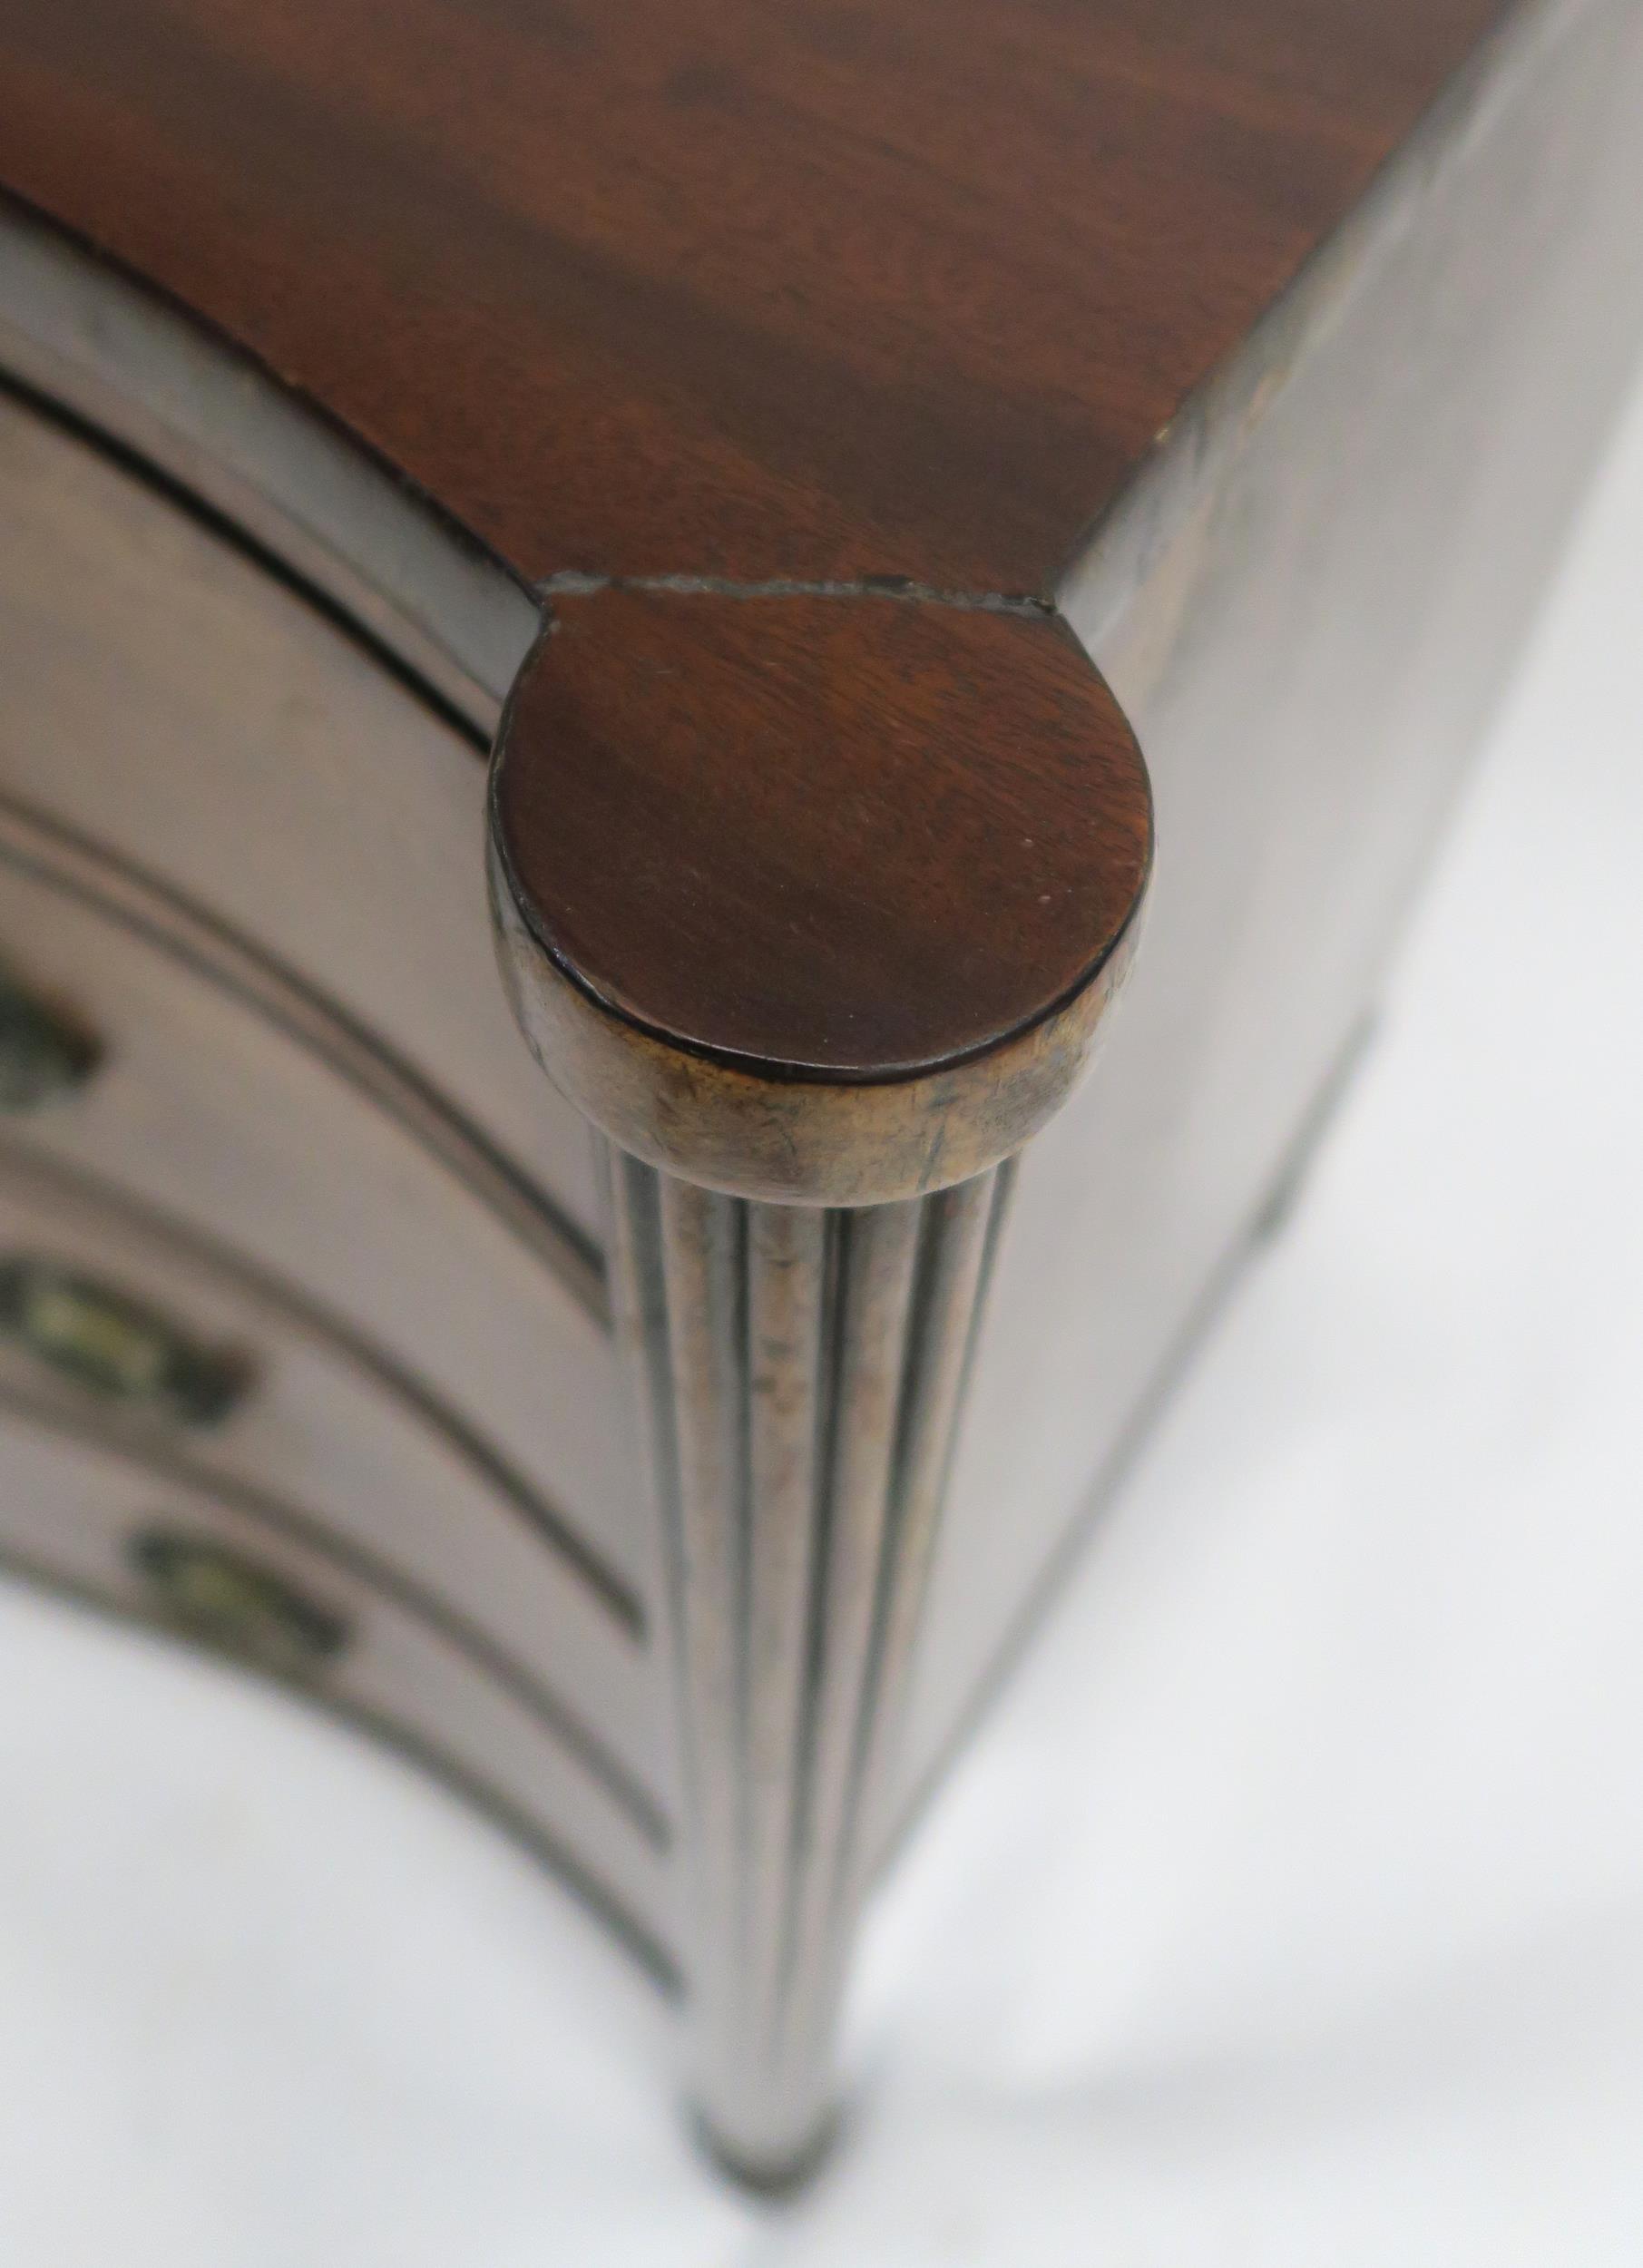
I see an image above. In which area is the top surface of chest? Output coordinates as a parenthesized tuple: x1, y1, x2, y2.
(0, 0, 1511, 595)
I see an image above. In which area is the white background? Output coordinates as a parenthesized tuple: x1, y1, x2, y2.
(1, 361, 1639, 2263)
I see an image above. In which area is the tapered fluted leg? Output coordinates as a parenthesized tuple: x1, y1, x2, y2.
(606, 1148, 1010, 2182)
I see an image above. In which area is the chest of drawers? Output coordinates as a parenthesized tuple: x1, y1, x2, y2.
(0, 0, 1639, 2185)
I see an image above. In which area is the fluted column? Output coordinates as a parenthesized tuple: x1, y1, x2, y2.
(607, 1152, 1010, 2176)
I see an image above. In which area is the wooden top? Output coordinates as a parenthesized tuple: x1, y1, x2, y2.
(0, 0, 1511, 1112)
(0, 0, 1510, 597)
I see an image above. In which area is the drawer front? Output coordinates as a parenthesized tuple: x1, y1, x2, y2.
(0, 1143, 666, 1809)
(0, 850, 649, 1611)
(0, 1393, 676, 1966)
(0, 387, 599, 1244)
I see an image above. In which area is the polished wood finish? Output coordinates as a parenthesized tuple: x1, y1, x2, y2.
(498, 592, 1147, 1080)
(0, 0, 1512, 595)
(492, 589, 1149, 1202)
(0, 0, 1511, 1127)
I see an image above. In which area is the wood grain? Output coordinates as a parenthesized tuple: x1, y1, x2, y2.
(0, 0, 1513, 597)
(494, 591, 1150, 1080)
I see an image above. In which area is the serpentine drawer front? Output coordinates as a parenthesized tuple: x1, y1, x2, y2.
(0, 1404, 673, 1964)
(0, 386, 600, 1272)
(0, 819, 643, 1608)
(1, 0, 1641, 2191)
(0, 1146, 664, 1808)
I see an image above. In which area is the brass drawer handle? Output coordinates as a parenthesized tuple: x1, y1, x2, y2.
(129, 1527, 350, 1679)
(0, 1258, 247, 1423)
(0, 972, 99, 1110)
